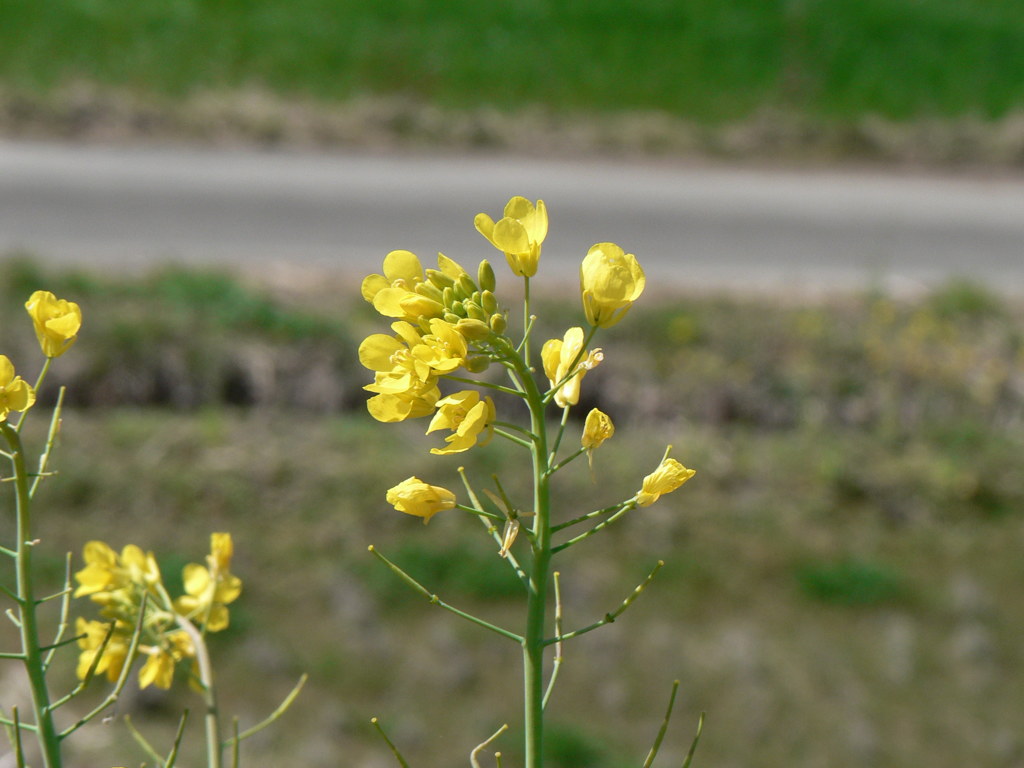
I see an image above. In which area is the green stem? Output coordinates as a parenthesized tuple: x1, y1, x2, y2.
(176, 616, 221, 768)
(15, 358, 51, 432)
(1, 423, 62, 768)
(502, 337, 550, 768)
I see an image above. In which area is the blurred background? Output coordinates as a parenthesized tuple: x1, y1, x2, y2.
(1, 1, 1024, 766)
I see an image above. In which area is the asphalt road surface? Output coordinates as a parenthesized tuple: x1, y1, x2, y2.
(2, 141, 1023, 294)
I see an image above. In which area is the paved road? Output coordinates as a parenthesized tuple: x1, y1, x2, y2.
(2, 141, 1023, 294)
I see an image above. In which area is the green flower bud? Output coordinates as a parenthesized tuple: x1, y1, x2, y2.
(444, 311, 462, 324)
(457, 274, 477, 299)
(489, 313, 507, 334)
(427, 269, 456, 290)
(452, 301, 468, 318)
(442, 286, 455, 308)
(455, 318, 492, 341)
(478, 260, 496, 292)
(415, 281, 445, 304)
(466, 356, 492, 373)
(465, 301, 489, 322)
(481, 290, 498, 315)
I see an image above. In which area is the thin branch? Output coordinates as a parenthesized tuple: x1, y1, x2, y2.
(58, 593, 147, 732)
(642, 680, 678, 768)
(551, 499, 639, 553)
(368, 546, 523, 643)
(125, 715, 166, 767)
(371, 717, 411, 768)
(457, 468, 529, 588)
(164, 710, 190, 768)
(551, 501, 630, 533)
(43, 553, 74, 670)
(230, 674, 307, 744)
(29, 387, 65, 498)
(442, 375, 523, 398)
(681, 712, 705, 768)
(470, 724, 509, 768)
(542, 572, 564, 710)
(547, 407, 571, 465)
(11, 707, 25, 768)
(493, 428, 533, 450)
(545, 561, 664, 645)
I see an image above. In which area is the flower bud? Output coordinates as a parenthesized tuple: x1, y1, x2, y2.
(489, 313, 507, 334)
(457, 273, 478, 300)
(481, 290, 499, 315)
(582, 408, 614, 452)
(456, 318, 492, 341)
(386, 477, 457, 524)
(25, 291, 82, 358)
(580, 243, 645, 328)
(444, 311, 462, 324)
(427, 269, 456, 290)
(466, 355, 492, 373)
(478, 259, 497, 292)
(636, 452, 695, 507)
(465, 301, 489, 322)
(414, 281, 445, 304)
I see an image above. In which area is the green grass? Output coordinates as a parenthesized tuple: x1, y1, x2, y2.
(2, 261, 1024, 766)
(3, 0, 1024, 123)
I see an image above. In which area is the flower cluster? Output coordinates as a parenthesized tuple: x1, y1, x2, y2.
(361, 196, 693, 525)
(74, 533, 241, 690)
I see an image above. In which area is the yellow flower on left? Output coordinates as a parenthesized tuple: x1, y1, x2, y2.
(25, 290, 82, 358)
(0, 356, 35, 422)
(386, 477, 457, 524)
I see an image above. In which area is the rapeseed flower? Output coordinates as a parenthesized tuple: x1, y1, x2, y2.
(75, 617, 131, 682)
(582, 408, 614, 467)
(362, 250, 444, 321)
(636, 453, 695, 507)
(580, 243, 645, 328)
(25, 290, 82, 358)
(541, 328, 603, 407)
(386, 477, 457, 523)
(475, 196, 548, 277)
(173, 533, 242, 633)
(426, 390, 496, 454)
(0, 356, 35, 422)
(138, 630, 195, 689)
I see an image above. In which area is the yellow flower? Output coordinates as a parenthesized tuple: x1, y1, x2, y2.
(361, 250, 444, 321)
(636, 453, 695, 507)
(475, 196, 548, 277)
(75, 617, 130, 682)
(582, 408, 614, 467)
(580, 243, 645, 328)
(74, 541, 160, 600)
(138, 631, 194, 690)
(386, 476, 457, 524)
(25, 290, 82, 358)
(541, 328, 603, 408)
(426, 390, 496, 454)
(173, 534, 242, 633)
(359, 321, 451, 422)
(0, 355, 35, 422)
